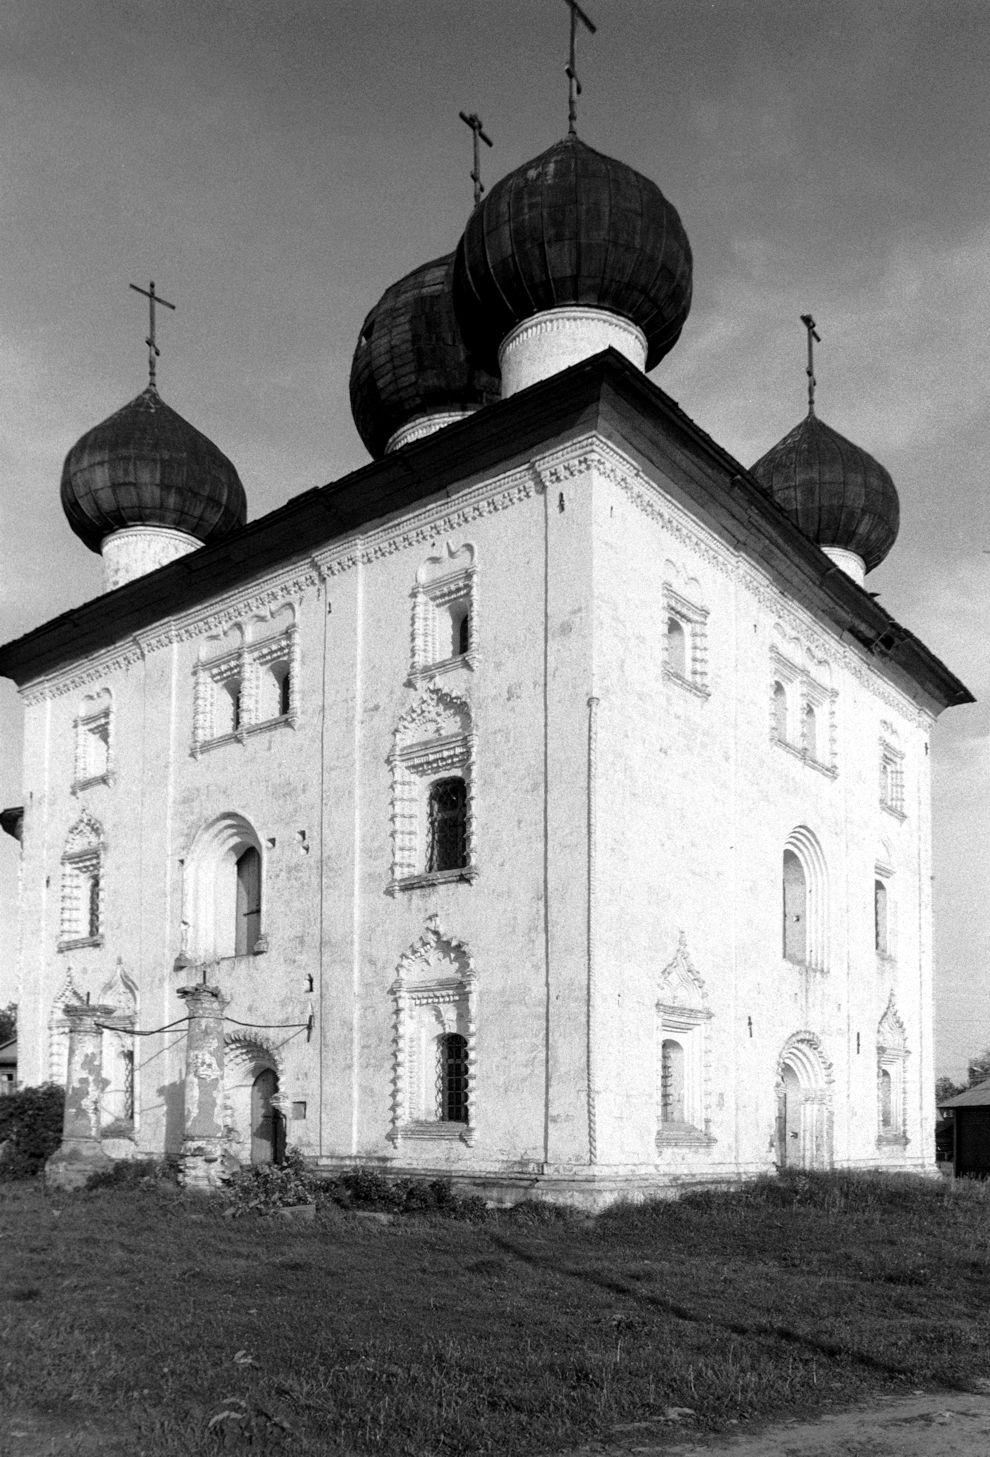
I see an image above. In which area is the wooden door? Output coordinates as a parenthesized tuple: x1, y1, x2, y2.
(251, 1068, 279, 1165)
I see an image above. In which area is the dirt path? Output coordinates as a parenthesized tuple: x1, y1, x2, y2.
(591, 1387, 990, 1457)
(6, 1389, 990, 1456)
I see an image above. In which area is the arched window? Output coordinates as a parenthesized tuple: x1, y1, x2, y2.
(235, 847, 262, 956)
(666, 616, 687, 677)
(277, 665, 291, 717)
(782, 849, 807, 963)
(781, 827, 828, 970)
(437, 1033, 469, 1123)
(804, 703, 818, 761)
(874, 879, 888, 955)
(60, 813, 105, 947)
(213, 677, 242, 736)
(879, 1067, 894, 1131)
(450, 603, 470, 658)
(185, 814, 266, 961)
(772, 680, 788, 740)
(427, 778, 467, 873)
(877, 996, 907, 1142)
(660, 1039, 685, 1122)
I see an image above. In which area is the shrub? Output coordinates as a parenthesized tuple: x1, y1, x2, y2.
(330, 1169, 489, 1221)
(222, 1146, 322, 1216)
(84, 1158, 178, 1191)
(0, 1083, 65, 1179)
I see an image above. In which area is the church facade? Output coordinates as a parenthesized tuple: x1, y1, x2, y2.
(0, 133, 969, 1204)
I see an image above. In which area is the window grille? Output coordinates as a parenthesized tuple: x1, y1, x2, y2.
(87, 871, 102, 939)
(229, 680, 242, 732)
(122, 1049, 134, 1122)
(436, 1033, 469, 1122)
(660, 1039, 685, 1122)
(427, 778, 467, 873)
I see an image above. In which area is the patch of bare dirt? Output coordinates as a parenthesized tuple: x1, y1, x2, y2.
(588, 1386, 990, 1457)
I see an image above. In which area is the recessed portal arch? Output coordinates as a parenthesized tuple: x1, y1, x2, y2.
(224, 1034, 285, 1166)
(775, 1031, 834, 1170)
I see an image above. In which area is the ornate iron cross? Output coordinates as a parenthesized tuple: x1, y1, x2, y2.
(459, 111, 493, 207)
(801, 312, 821, 415)
(129, 280, 176, 389)
(563, 0, 597, 136)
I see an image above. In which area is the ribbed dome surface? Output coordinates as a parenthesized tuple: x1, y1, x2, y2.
(750, 412, 899, 572)
(350, 254, 500, 459)
(452, 135, 693, 375)
(61, 386, 247, 553)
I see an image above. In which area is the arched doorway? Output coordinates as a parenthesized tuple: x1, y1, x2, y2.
(223, 1035, 284, 1168)
(251, 1069, 286, 1166)
(775, 1033, 833, 1170)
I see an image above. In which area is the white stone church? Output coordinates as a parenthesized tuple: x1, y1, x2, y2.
(0, 130, 970, 1203)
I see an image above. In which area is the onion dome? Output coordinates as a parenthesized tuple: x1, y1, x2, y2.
(750, 412, 900, 574)
(350, 253, 500, 459)
(452, 134, 693, 376)
(60, 385, 246, 553)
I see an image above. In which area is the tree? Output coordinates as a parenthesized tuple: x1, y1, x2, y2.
(936, 1075, 963, 1105)
(966, 1049, 990, 1089)
(0, 1003, 15, 1045)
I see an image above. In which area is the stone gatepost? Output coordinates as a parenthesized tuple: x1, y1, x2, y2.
(45, 1003, 115, 1191)
(177, 982, 227, 1190)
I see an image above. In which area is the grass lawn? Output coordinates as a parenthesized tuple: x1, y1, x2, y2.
(3, 1170, 990, 1455)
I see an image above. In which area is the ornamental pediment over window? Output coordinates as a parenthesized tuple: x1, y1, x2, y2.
(409, 541, 476, 683)
(394, 684, 471, 746)
(192, 603, 299, 753)
(656, 932, 710, 1017)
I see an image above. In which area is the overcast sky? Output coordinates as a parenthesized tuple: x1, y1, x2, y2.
(1, 0, 987, 1078)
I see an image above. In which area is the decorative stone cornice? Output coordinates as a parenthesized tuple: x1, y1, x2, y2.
(532, 435, 934, 731)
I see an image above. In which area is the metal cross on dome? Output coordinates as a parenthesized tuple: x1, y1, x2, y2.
(563, 0, 597, 136)
(801, 312, 821, 416)
(129, 280, 176, 389)
(459, 111, 493, 207)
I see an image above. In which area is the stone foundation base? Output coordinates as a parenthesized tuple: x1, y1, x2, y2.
(45, 1141, 113, 1192)
(179, 1138, 229, 1190)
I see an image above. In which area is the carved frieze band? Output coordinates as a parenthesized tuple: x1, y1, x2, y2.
(22, 463, 542, 705)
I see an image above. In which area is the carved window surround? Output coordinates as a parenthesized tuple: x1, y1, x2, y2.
(662, 585, 710, 697)
(388, 918, 477, 1148)
(879, 732, 906, 819)
(72, 690, 113, 793)
(389, 687, 476, 893)
(59, 812, 105, 950)
(876, 995, 909, 1146)
(655, 934, 715, 1151)
(191, 609, 300, 757)
(770, 649, 837, 776)
(409, 545, 477, 685)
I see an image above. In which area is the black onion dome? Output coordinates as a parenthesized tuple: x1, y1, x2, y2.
(60, 386, 247, 553)
(750, 413, 899, 572)
(452, 135, 693, 375)
(350, 253, 500, 459)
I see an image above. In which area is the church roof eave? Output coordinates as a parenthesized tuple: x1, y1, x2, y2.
(0, 350, 972, 716)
